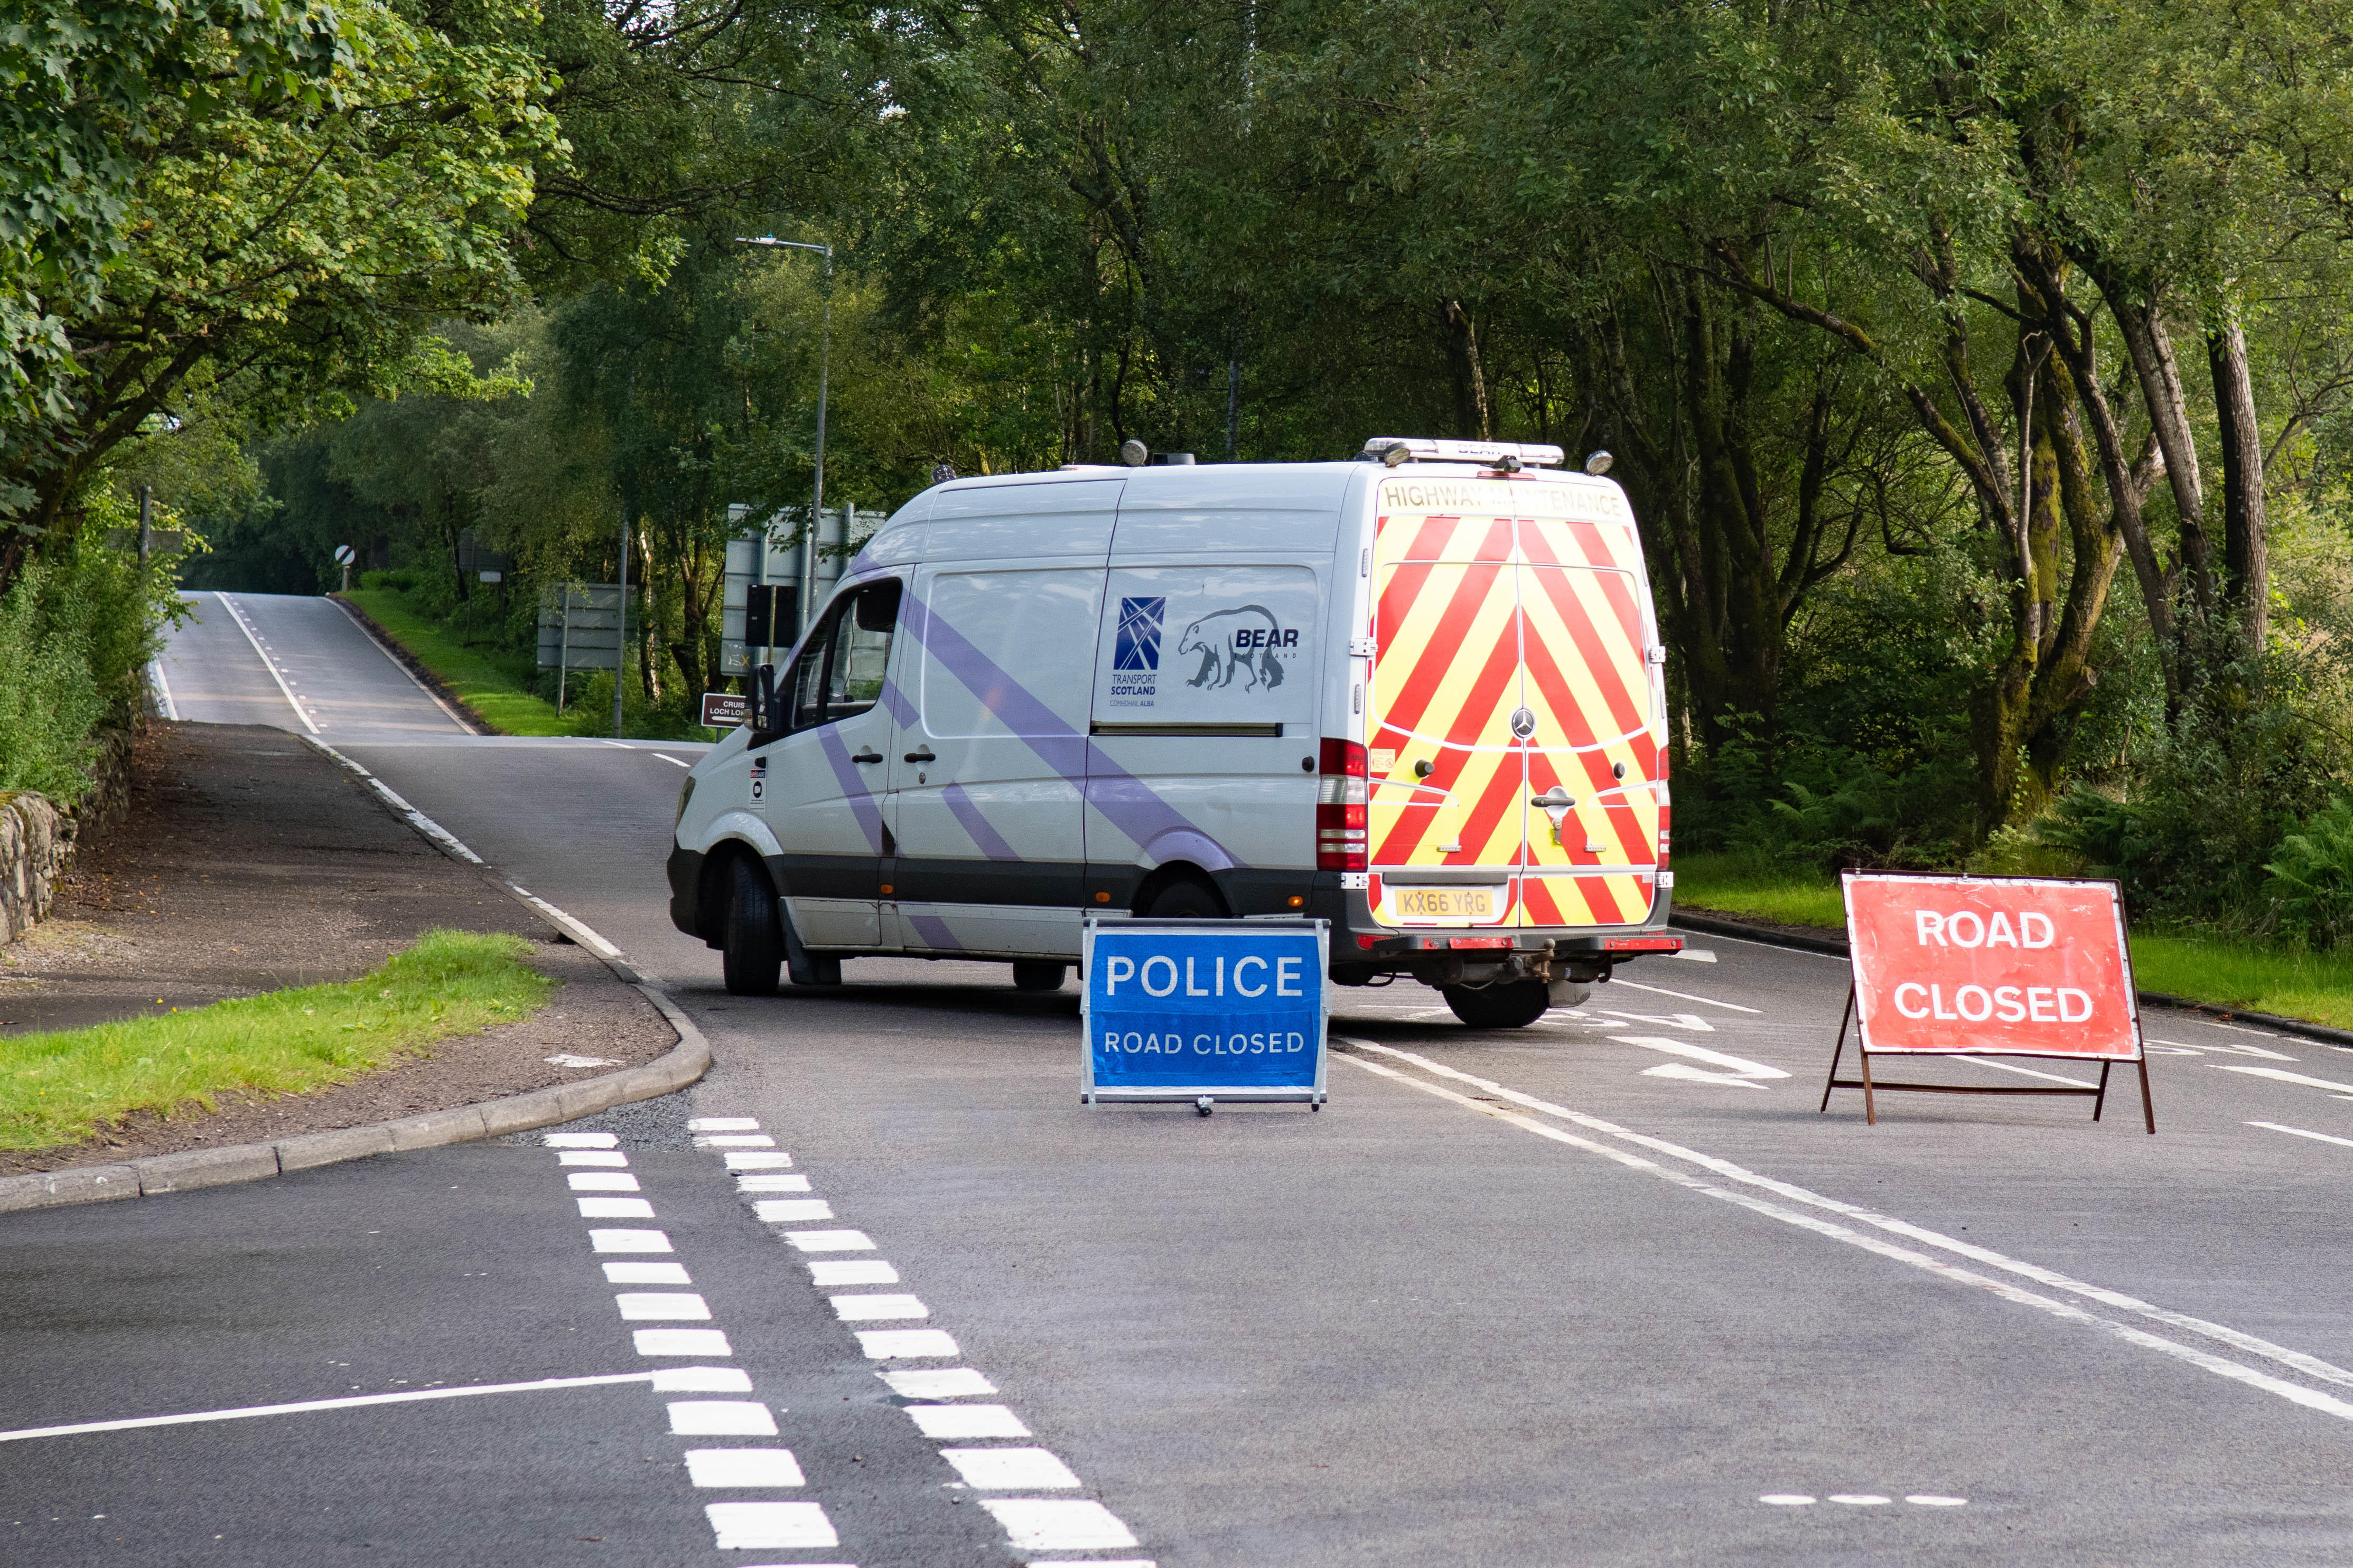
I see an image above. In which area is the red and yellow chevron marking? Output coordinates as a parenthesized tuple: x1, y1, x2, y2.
(1366, 494, 1664, 931)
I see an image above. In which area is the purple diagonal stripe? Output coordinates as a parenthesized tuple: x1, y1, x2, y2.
(879, 675, 919, 729)
(904, 912, 961, 951)
(941, 782, 1020, 861)
(817, 728, 886, 855)
(904, 595, 1239, 866)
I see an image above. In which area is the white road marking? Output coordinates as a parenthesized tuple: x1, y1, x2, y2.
(505, 885, 622, 955)
(1607, 978, 1764, 1014)
(324, 595, 474, 732)
(2248, 1121, 2353, 1150)
(737, 1174, 813, 1193)
(599, 739, 636, 749)
(1953, 1057, 2101, 1088)
(604, 1262, 692, 1285)
(697, 1134, 778, 1148)
(2154, 1037, 2296, 1061)
(1341, 1041, 2353, 1421)
(786, 1229, 876, 1252)
(907, 1403, 1029, 1439)
(669, 1401, 778, 1436)
(941, 1448, 1081, 1489)
(1673, 948, 1716, 962)
(813, 1260, 899, 1285)
(755, 1199, 836, 1223)
(689, 1117, 762, 1131)
(981, 1500, 1139, 1551)
(634, 1328, 733, 1357)
(559, 1151, 630, 1167)
(653, 753, 693, 767)
(0, 1372, 653, 1443)
(214, 593, 320, 734)
(1669, 926, 1848, 962)
(881, 1368, 995, 1399)
(578, 1197, 656, 1219)
(545, 1053, 621, 1068)
(858, 1329, 960, 1359)
(1907, 1494, 1968, 1506)
(2213, 1064, 2353, 1095)
(618, 1292, 711, 1321)
(1596, 1009, 1716, 1032)
(591, 1228, 671, 1253)
(726, 1151, 796, 1170)
(830, 1294, 928, 1321)
(1758, 1495, 1814, 1505)
(686, 1448, 806, 1487)
(568, 1172, 640, 1193)
(1828, 1494, 1891, 1505)
(1640, 1064, 1767, 1088)
(545, 1132, 621, 1148)
(1610, 1035, 1790, 1084)
(705, 1500, 838, 1550)
(147, 658, 178, 720)
(653, 1367, 754, 1392)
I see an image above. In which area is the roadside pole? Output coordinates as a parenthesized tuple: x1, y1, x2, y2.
(614, 516, 629, 739)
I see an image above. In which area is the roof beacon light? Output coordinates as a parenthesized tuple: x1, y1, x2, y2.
(1584, 449, 1614, 476)
(1119, 438, 1150, 467)
(1361, 437, 1567, 468)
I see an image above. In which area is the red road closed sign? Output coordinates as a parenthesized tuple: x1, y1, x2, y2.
(1844, 873, 2142, 1060)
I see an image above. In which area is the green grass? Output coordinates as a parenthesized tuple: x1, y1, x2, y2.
(340, 588, 572, 736)
(1675, 850, 2353, 1030)
(0, 929, 553, 1150)
(1673, 851, 1847, 930)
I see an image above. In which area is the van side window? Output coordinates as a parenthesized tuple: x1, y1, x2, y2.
(785, 579, 902, 733)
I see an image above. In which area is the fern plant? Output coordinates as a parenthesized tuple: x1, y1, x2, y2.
(2265, 800, 2353, 951)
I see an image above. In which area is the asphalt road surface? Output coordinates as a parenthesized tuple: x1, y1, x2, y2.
(7, 589, 2352, 1565)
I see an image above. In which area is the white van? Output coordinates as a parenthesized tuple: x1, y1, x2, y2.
(667, 437, 1680, 1027)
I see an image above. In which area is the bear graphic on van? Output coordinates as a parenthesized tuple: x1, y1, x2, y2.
(1176, 604, 1295, 691)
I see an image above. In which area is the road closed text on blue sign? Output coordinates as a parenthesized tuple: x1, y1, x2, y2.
(1083, 922, 1327, 1102)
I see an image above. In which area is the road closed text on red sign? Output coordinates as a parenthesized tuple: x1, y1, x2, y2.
(1844, 874, 2142, 1060)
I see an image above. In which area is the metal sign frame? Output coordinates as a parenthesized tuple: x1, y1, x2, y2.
(1080, 917, 1329, 1108)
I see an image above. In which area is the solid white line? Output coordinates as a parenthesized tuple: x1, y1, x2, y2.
(2212, 1064, 2353, 1095)
(1340, 1040, 2353, 1409)
(2248, 1121, 2353, 1150)
(147, 658, 178, 720)
(1669, 924, 1849, 962)
(216, 592, 319, 734)
(0, 1372, 654, 1443)
(1608, 978, 1764, 1014)
(326, 596, 473, 733)
(1955, 1057, 2101, 1088)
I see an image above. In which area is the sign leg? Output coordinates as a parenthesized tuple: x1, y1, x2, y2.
(2139, 1057, 2156, 1134)
(2093, 1060, 2111, 1122)
(1859, 1041, 1877, 1126)
(1820, 986, 1855, 1114)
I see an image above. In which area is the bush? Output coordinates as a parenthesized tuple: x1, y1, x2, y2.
(2265, 799, 2353, 951)
(0, 520, 173, 805)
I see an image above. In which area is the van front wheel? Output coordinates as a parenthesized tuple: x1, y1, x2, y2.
(1012, 961, 1067, 992)
(721, 859, 785, 997)
(1442, 981, 1551, 1029)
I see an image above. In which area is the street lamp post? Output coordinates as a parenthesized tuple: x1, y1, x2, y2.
(735, 236, 832, 637)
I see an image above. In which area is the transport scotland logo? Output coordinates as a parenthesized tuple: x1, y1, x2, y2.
(1115, 596, 1165, 671)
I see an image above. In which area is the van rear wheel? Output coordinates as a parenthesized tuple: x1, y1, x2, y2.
(1442, 980, 1551, 1029)
(1012, 961, 1067, 992)
(1143, 878, 1226, 919)
(721, 858, 784, 997)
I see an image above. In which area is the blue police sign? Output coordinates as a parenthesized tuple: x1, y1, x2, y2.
(1082, 918, 1328, 1109)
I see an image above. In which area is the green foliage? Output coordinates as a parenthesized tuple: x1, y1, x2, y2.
(0, 929, 552, 1149)
(2265, 800, 2353, 952)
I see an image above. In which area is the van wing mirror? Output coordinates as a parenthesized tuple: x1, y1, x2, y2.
(750, 662, 785, 741)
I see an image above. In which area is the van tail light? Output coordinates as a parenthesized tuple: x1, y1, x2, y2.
(1317, 737, 1368, 871)
(1657, 825, 1671, 870)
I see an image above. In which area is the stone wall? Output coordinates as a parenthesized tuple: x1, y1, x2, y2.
(0, 724, 136, 946)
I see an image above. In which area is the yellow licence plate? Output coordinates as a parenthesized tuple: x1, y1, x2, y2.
(1388, 886, 1499, 922)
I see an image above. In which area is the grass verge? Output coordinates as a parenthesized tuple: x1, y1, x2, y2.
(1675, 851, 2353, 1030)
(0, 929, 553, 1149)
(340, 589, 570, 736)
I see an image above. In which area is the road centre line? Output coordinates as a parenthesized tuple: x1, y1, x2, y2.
(2248, 1122, 2353, 1150)
(1605, 978, 1763, 1015)
(1335, 1039, 2353, 1411)
(216, 591, 319, 735)
(0, 1372, 657, 1443)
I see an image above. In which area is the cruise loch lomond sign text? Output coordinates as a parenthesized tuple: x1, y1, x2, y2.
(1081, 919, 1329, 1109)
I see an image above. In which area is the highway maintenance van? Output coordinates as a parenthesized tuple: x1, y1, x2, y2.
(668, 436, 1680, 1027)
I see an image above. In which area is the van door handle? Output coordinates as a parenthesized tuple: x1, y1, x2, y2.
(903, 747, 936, 763)
(1530, 785, 1576, 808)
(852, 748, 884, 764)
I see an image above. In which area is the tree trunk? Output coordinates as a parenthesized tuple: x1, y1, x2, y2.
(1440, 299, 1492, 440)
(2208, 314, 2268, 654)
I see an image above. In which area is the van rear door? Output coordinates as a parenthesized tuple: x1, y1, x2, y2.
(1363, 475, 1661, 930)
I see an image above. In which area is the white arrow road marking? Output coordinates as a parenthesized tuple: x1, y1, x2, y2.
(1596, 1009, 1716, 1032)
(2212, 1064, 2353, 1095)
(1610, 1035, 1789, 1086)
